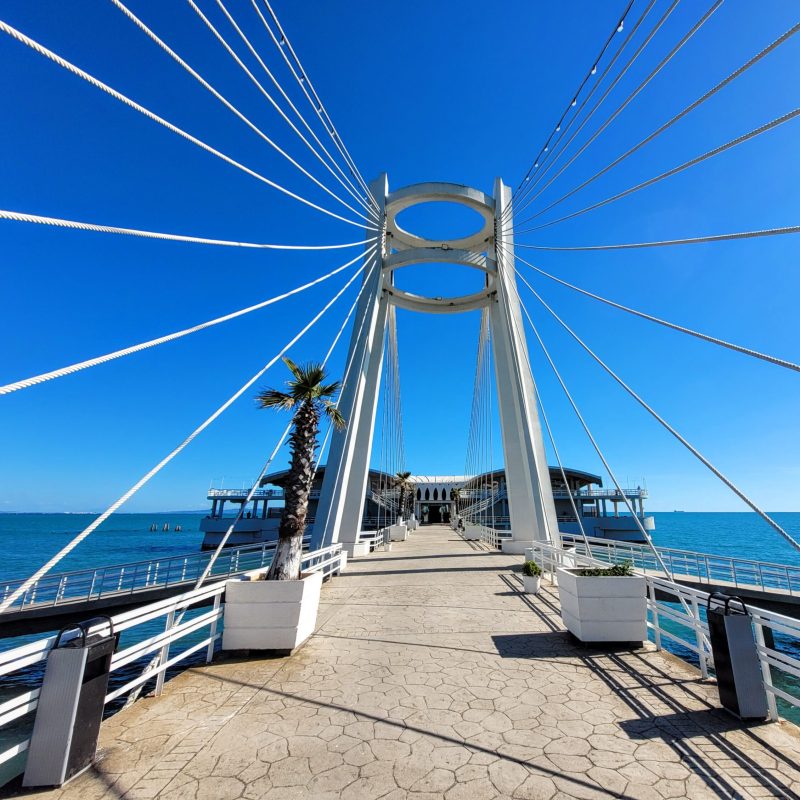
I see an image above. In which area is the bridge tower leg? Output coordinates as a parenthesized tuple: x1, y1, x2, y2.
(314, 175, 389, 555)
(490, 178, 559, 551)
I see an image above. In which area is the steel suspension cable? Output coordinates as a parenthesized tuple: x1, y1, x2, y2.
(311, 252, 383, 522)
(253, 0, 378, 210)
(193, 253, 380, 586)
(515, 266, 800, 552)
(510, 0, 656, 220)
(1, 246, 375, 396)
(517, 20, 800, 227)
(517, 105, 800, 235)
(0, 209, 377, 250)
(511, 251, 800, 373)
(515, 223, 800, 252)
(514, 0, 722, 225)
(511, 0, 636, 201)
(189, 0, 377, 221)
(533, 380, 593, 552)
(0, 19, 372, 230)
(0, 255, 370, 614)
(508, 0, 675, 222)
(111, 0, 375, 226)
(493, 244, 679, 578)
(463, 318, 483, 522)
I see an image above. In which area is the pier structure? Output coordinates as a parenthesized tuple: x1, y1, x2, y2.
(2, 4, 800, 797)
(12, 527, 800, 800)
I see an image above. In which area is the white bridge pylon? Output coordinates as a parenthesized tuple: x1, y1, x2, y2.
(315, 176, 559, 555)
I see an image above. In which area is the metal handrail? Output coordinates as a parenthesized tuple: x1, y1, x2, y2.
(519, 533, 800, 723)
(560, 533, 800, 596)
(0, 544, 344, 777)
(0, 537, 312, 613)
(552, 488, 647, 499)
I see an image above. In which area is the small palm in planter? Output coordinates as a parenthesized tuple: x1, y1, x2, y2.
(557, 560, 647, 644)
(521, 560, 543, 594)
(222, 358, 345, 654)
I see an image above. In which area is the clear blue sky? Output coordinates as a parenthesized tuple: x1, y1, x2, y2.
(1, 0, 798, 513)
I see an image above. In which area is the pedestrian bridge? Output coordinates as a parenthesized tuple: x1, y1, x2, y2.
(6, 527, 800, 640)
(5, 526, 800, 799)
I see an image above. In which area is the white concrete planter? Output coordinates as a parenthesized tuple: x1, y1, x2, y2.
(344, 540, 370, 558)
(522, 574, 541, 594)
(557, 568, 646, 644)
(222, 571, 323, 653)
(389, 523, 408, 542)
(464, 523, 481, 541)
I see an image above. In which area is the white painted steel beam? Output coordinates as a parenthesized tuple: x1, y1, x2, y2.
(490, 178, 559, 551)
(315, 175, 389, 551)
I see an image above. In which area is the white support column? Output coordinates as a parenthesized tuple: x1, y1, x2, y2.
(490, 178, 559, 552)
(315, 175, 389, 554)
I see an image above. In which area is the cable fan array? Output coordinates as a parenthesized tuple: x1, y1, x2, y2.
(458, 310, 498, 544)
(502, 0, 800, 554)
(374, 306, 408, 539)
(0, 1, 383, 610)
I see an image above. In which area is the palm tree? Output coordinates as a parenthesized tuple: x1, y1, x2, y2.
(256, 358, 345, 581)
(394, 471, 413, 520)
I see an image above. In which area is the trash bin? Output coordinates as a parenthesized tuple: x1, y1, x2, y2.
(23, 616, 117, 788)
(706, 593, 768, 721)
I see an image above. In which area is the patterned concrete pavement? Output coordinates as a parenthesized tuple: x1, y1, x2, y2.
(21, 526, 800, 799)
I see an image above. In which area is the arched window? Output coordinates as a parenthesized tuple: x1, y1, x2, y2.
(416, 488, 421, 500)
(433, 488, 438, 501)
(450, 489, 455, 500)
(424, 488, 430, 501)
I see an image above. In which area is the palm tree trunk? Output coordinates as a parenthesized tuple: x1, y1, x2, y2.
(268, 400, 318, 581)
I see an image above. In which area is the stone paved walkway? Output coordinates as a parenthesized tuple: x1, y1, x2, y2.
(23, 526, 800, 799)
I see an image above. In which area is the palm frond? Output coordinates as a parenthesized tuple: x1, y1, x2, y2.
(315, 381, 341, 400)
(282, 356, 303, 380)
(323, 401, 346, 430)
(255, 388, 295, 411)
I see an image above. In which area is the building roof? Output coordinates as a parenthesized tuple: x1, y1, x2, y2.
(408, 475, 469, 484)
(260, 465, 602, 488)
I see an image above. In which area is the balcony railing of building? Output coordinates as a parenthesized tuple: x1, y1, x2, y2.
(551, 488, 648, 500)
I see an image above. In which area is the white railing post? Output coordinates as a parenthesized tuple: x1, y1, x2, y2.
(207, 594, 221, 663)
(649, 579, 662, 651)
(691, 595, 708, 679)
(154, 609, 175, 696)
(753, 620, 779, 722)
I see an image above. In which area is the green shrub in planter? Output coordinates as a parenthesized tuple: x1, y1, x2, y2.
(521, 560, 543, 595)
(522, 560, 543, 577)
(575, 560, 633, 577)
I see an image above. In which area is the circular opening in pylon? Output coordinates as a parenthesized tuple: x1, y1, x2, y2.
(394, 202, 486, 245)
(392, 261, 488, 301)
(385, 183, 494, 251)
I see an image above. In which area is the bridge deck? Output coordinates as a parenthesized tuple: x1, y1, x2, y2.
(22, 526, 800, 800)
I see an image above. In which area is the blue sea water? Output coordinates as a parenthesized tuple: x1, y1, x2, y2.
(0, 512, 207, 584)
(650, 511, 800, 567)
(3, 510, 799, 587)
